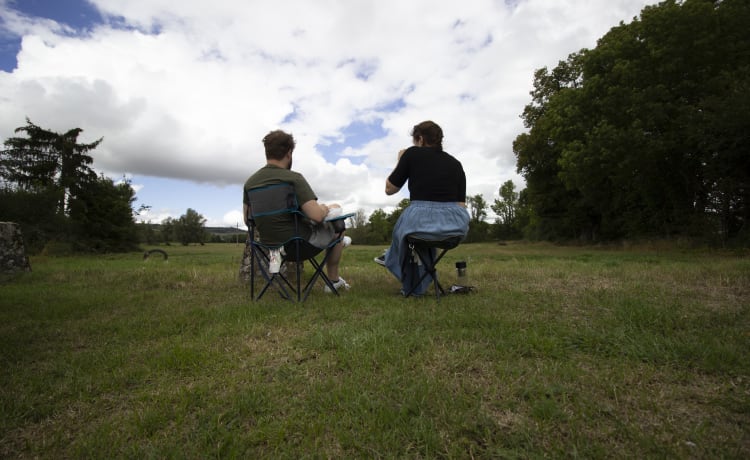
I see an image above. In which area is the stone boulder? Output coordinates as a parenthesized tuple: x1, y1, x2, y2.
(0, 222, 31, 273)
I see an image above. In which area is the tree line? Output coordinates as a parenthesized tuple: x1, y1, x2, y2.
(346, 180, 525, 246)
(0, 118, 523, 252)
(0, 119, 210, 253)
(0, 119, 140, 253)
(514, 0, 748, 244)
(346, 0, 749, 247)
(137, 209, 210, 246)
(3, 0, 746, 252)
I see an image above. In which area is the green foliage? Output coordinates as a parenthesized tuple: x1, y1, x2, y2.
(161, 217, 175, 245)
(173, 208, 207, 246)
(347, 195, 518, 245)
(491, 180, 524, 239)
(466, 194, 488, 224)
(464, 219, 491, 243)
(0, 118, 101, 215)
(366, 208, 390, 244)
(138, 222, 158, 245)
(0, 186, 66, 253)
(514, 0, 750, 243)
(1, 119, 140, 253)
(68, 176, 140, 252)
(386, 198, 410, 227)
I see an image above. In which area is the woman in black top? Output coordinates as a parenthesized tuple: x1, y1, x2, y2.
(379, 120, 470, 296)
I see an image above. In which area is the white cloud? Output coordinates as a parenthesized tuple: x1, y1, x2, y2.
(0, 0, 657, 225)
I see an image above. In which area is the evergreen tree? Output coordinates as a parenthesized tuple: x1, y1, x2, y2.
(1, 118, 101, 215)
(1, 119, 142, 252)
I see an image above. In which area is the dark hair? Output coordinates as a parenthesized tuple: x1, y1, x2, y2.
(262, 130, 295, 160)
(411, 120, 443, 150)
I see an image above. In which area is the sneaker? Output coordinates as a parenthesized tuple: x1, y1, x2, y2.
(324, 277, 350, 293)
(374, 250, 386, 266)
(342, 236, 352, 248)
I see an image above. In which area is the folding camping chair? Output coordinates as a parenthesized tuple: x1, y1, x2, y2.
(246, 182, 351, 302)
(401, 234, 462, 301)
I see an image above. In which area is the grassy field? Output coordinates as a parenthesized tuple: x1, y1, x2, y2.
(1, 241, 748, 458)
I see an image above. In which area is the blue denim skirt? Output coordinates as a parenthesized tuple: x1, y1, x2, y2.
(384, 201, 470, 295)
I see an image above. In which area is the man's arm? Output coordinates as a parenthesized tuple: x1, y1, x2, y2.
(301, 200, 329, 223)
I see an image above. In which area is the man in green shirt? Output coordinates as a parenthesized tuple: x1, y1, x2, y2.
(243, 130, 350, 292)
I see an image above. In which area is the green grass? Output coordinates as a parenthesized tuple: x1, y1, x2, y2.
(1, 242, 748, 458)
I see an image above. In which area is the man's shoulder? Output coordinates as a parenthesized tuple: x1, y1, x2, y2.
(245, 166, 305, 188)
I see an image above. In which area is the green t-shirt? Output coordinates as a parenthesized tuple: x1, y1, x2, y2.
(243, 165, 317, 244)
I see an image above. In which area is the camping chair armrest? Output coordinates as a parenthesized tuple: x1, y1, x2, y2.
(324, 212, 356, 222)
(325, 212, 355, 233)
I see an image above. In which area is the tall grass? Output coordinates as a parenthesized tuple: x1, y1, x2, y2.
(1, 242, 748, 458)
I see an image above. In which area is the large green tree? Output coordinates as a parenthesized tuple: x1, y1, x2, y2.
(465, 194, 490, 242)
(514, 54, 589, 240)
(367, 208, 390, 244)
(1, 118, 101, 215)
(492, 180, 522, 238)
(161, 217, 176, 245)
(466, 194, 488, 224)
(68, 176, 140, 252)
(1, 119, 140, 252)
(175, 208, 207, 245)
(514, 0, 749, 242)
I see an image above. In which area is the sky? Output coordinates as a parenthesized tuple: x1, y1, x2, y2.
(0, 0, 658, 229)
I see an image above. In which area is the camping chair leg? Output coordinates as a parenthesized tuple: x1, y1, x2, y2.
(402, 245, 430, 298)
(421, 248, 444, 302)
(257, 266, 293, 301)
(401, 245, 421, 298)
(427, 249, 441, 301)
(250, 241, 256, 300)
(402, 246, 449, 301)
(300, 251, 338, 302)
(252, 247, 295, 301)
(432, 249, 448, 302)
(429, 248, 451, 301)
(296, 260, 302, 303)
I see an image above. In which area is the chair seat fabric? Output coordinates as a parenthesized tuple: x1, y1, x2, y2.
(405, 235, 462, 250)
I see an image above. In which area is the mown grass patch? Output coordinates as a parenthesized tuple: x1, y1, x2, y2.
(1, 242, 748, 458)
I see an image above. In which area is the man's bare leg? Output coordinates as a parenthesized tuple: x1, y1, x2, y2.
(326, 238, 345, 281)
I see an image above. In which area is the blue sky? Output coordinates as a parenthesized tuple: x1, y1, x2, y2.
(0, 0, 656, 228)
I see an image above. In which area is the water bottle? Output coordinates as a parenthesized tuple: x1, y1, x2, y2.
(268, 248, 281, 273)
(455, 261, 467, 284)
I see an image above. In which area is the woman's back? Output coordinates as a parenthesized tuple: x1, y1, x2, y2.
(389, 146, 466, 202)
